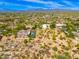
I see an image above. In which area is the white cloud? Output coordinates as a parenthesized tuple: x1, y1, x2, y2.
(0, 2, 4, 4)
(0, 1, 31, 8)
(0, 2, 23, 6)
(1, 0, 78, 10)
(0, 1, 49, 10)
(25, 0, 39, 2)
(62, 6, 79, 10)
(48, 2, 64, 8)
(62, 0, 74, 6)
(24, 0, 59, 5)
(24, 0, 64, 9)
(24, 0, 49, 4)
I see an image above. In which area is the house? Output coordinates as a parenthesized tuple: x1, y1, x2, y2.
(76, 29, 79, 38)
(76, 32, 79, 38)
(56, 23, 66, 29)
(42, 24, 50, 29)
(29, 30, 36, 38)
(17, 25, 32, 38)
(56, 19, 66, 29)
(25, 25, 32, 29)
(17, 29, 30, 38)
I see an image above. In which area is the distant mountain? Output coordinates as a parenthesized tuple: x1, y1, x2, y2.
(25, 8, 79, 13)
(0, 8, 79, 12)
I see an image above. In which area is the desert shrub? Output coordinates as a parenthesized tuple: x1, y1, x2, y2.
(24, 39, 28, 45)
(50, 23, 56, 29)
(63, 52, 71, 58)
(75, 58, 79, 59)
(52, 30, 56, 40)
(75, 44, 79, 49)
(32, 24, 37, 29)
(56, 55, 70, 59)
(40, 43, 45, 48)
(52, 47, 58, 51)
(62, 19, 76, 38)
(63, 46, 70, 50)
(0, 56, 2, 59)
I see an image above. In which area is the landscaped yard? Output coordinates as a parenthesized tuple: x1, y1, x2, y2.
(0, 12, 79, 59)
(0, 28, 79, 59)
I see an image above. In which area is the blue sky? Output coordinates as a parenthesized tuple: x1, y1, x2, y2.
(0, 0, 79, 11)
